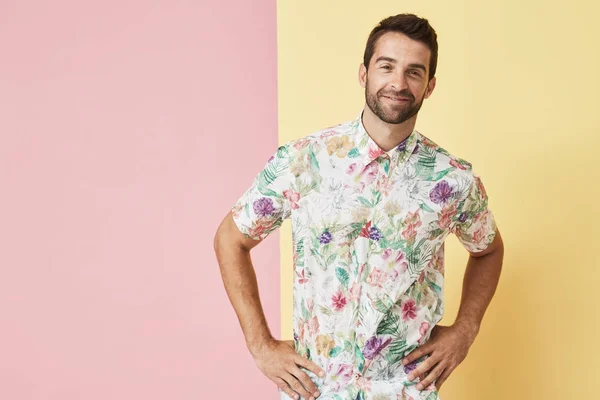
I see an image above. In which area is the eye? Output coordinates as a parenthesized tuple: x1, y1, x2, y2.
(409, 70, 422, 77)
(381, 65, 392, 70)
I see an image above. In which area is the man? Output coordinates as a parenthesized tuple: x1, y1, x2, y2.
(214, 13, 504, 400)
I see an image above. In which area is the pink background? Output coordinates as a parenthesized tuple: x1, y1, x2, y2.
(0, 1, 281, 398)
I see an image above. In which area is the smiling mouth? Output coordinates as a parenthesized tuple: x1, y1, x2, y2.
(383, 96, 411, 102)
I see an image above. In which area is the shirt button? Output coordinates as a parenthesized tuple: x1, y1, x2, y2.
(366, 277, 372, 283)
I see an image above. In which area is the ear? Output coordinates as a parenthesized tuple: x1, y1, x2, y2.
(423, 76, 436, 99)
(358, 63, 367, 88)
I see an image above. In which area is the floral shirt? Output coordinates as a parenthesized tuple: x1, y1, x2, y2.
(231, 111, 497, 400)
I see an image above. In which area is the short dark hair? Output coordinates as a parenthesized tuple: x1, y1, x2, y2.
(363, 13, 438, 81)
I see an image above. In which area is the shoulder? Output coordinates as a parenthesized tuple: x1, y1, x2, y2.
(415, 131, 476, 177)
(280, 118, 358, 159)
(413, 131, 482, 202)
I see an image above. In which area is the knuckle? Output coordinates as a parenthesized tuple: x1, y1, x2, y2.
(274, 379, 287, 389)
(296, 358, 307, 367)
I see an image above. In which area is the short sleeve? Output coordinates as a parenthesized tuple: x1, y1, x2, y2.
(230, 144, 292, 241)
(451, 172, 498, 253)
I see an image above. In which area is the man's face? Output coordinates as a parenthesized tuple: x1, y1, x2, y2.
(359, 32, 436, 125)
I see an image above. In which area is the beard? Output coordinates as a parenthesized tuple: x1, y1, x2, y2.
(365, 79, 426, 124)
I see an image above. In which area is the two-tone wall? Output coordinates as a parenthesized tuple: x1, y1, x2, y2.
(0, 1, 598, 399)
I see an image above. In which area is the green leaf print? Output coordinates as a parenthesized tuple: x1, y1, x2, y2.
(429, 281, 442, 294)
(417, 146, 437, 170)
(348, 148, 360, 158)
(382, 157, 390, 174)
(326, 252, 338, 267)
(336, 267, 349, 288)
(378, 236, 390, 249)
(406, 238, 433, 277)
(426, 392, 438, 400)
(355, 342, 365, 373)
(372, 298, 391, 314)
(309, 145, 320, 172)
(373, 190, 381, 205)
(329, 346, 342, 357)
(377, 312, 401, 335)
(257, 185, 280, 198)
(358, 196, 372, 208)
(418, 202, 435, 213)
(386, 338, 408, 365)
(343, 339, 353, 351)
(422, 167, 453, 182)
(301, 299, 311, 320)
(428, 228, 444, 238)
(319, 305, 333, 316)
(345, 222, 365, 242)
(259, 145, 289, 186)
(295, 238, 305, 267)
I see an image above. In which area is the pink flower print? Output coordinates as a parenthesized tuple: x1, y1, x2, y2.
(248, 224, 267, 239)
(368, 145, 385, 160)
(438, 202, 458, 230)
(394, 250, 408, 266)
(381, 248, 393, 260)
(293, 138, 310, 150)
(295, 269, 308, 284)
(283, 189, 301, 209)
(347, 163, 357, 174)
(319, 130, 338, 139)
(401, 299, 418, 321)
(401, 211, 422, 242)
(377, 173, 393, 196)
(362, 161, 378, 184)
(327, 363, 353, 391)
(307, 298, 314, 312)
(405, 210, 422, 225)
(418, 322, 430, 344)
(297, 321, 306, 342)
(349, 282, 362, 301)
(332, 291, 348, 311)
(356, 371, 372, 392)
(417, 270, 425, 284)
(367, 268, 388, 288)
(472, 223, 486, 245)
(450, 158, 469, 170)
(308, 316, 320, 336)
(476, 177, 487, 198)
(399, 387, 415, 400)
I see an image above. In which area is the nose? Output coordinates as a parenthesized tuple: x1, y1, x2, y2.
(389, 71, 409, 91)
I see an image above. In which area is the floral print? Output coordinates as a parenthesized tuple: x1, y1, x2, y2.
(231, 111, 497, 400)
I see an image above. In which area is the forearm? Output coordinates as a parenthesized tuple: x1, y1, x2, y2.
(214, 236, 273, 356)
(454, 247, 504, 343)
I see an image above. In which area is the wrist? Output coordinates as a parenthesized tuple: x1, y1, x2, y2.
(246, 334, 275, 358)
(452, 319, 480, 344)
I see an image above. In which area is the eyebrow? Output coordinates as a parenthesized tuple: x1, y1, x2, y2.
(374, 57, 427, 73)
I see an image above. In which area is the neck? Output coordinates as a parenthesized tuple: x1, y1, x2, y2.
(361, 105, 417, 151)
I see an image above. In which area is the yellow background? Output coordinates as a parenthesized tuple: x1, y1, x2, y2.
(277, 1, 599, 398)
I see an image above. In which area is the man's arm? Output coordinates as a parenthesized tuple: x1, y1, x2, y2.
(454, 229, 505, 344)
(213, 211, 325, 400)
(213, 211, 272, 353)
(400, 229, 504, 391)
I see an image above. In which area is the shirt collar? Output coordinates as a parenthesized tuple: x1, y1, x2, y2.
(352, 110, 420, 173)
